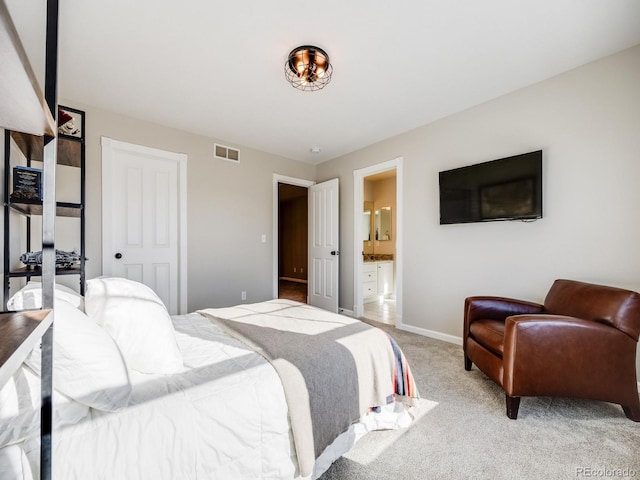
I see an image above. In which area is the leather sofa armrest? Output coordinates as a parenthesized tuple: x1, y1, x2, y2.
(502, 314, 638, 398)
(464, 296, 544, 333)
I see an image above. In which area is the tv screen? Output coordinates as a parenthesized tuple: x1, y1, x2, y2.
(439, 150, 542, 224)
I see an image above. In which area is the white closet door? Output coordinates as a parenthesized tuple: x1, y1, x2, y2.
(101, 137, 187, 314)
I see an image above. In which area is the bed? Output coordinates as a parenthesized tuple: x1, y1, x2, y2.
(0, 277, 419, 480)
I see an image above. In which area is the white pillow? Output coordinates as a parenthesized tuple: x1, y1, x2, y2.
(0, 363, 89, 448)
(25, 300, 132, 412)
(7, 281, 84, 311)
(84, 277, 183, 375)
(0, 369, 39, 449)
(0, 444, 33, 480)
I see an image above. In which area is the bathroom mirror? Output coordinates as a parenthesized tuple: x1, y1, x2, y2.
(363, 201, 374, 254)
(375, 206, 392, 241)
(363, 204, 372, 240)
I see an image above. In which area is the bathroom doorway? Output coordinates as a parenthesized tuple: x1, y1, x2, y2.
(363, 169, 397, 325)
(353, 158, 403, 327)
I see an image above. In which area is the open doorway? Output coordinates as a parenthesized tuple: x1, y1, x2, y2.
(362, 170, 397, 325)
(278, 183, 308, 302)
(353, 158, 403, 327)
(272, 174, 339, 312)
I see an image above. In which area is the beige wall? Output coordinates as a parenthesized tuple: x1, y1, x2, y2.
(56, 103, 315, 311)
(317, 45, 640, 372)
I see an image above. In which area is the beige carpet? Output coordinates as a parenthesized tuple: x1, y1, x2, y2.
(319, 321, 640, 480)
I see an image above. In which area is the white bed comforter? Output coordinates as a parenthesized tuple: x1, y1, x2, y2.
(2, 308, 415, 480)
(25, 312, 296, 480)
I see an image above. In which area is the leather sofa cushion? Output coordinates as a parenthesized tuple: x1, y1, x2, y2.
(469, 319, 505, 356)
(544, 279, 640, 340)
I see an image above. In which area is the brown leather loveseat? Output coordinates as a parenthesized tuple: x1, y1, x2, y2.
(463, 279, 640, 421)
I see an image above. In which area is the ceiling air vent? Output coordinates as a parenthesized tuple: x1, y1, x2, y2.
(214, 143, 240, 163)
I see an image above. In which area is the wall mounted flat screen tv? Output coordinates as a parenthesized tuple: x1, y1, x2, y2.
(439, 150, 542, 225)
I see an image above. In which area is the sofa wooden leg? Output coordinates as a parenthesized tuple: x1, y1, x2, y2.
(506, 395, 520, 419)
(622, 404, 640, 422)
(464, 355, 472, 371)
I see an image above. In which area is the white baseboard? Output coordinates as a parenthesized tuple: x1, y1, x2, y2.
(396, 323, 463, 346)
(339, 308, 354, 317)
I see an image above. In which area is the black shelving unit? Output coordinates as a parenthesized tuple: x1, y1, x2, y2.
(0, 1, 60, 477)
(3, 111, 86, 305)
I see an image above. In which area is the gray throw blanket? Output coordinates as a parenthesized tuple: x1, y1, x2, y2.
(198, 301, 397, 478)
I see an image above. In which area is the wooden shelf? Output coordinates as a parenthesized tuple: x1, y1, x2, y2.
(9, 200, 82, 217)
(0, 3, 55, 137)
(0, 310, 51, 389)
(10, 131, 83, 167)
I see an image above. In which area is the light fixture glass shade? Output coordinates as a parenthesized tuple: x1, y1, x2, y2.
(285, 45, 333, 91)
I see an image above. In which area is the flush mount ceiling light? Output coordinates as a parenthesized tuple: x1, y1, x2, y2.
(285, 45, 333, 91)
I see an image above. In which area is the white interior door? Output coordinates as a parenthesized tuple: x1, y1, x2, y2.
(308, 178, 339, 312)
(101, 137, 187, 314)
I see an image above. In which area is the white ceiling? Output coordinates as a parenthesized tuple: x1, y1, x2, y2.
(8, 0, 640, 164)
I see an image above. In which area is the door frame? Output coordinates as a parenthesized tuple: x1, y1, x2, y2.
(101, 137, 188, 313)
(272, 174, 315, 299)
(353, 157, 403, 326)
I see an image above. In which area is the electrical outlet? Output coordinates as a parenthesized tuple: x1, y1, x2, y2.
(300, 267, 303, 273)
(293, 267, 296, 273)
(241, 291, 247, 301)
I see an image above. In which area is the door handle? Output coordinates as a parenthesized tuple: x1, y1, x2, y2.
(115, 252, 123, 259)
(330, 250, 340, 256)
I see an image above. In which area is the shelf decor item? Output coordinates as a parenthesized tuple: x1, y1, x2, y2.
(20, 249, 83, 269)
(58, 106, 84, 139)
(11, 165, 43, 201)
